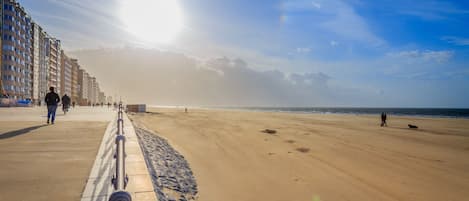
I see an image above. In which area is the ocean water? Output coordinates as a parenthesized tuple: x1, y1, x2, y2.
(228, 107, 469, 118)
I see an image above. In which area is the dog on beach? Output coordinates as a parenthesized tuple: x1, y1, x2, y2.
(408, 124, 418, 129)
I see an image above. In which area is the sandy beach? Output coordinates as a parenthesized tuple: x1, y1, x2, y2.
(131, 108, 469, 201)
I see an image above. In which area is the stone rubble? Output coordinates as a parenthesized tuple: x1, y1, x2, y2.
(135, 127, 198, 201)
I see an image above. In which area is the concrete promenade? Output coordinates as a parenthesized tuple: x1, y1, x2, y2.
(0, 107, 156, 201)
(81, 109, 157, 201)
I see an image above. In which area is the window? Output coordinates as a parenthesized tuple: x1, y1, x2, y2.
(3, 44, 14, 51)
(3, 5, 14, 12)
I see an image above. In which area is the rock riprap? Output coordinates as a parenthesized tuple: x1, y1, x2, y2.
(135, 127, 198, 201)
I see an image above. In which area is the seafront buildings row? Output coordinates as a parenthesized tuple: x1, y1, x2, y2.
(0, 0, 107, 105)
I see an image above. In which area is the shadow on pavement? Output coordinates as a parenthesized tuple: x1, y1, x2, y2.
(0, 125, 47, 140)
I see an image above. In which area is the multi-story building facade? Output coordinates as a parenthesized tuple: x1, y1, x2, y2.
(31, 22, 40, 103)
(0, 0, 107, 105)
(60, 50, 71, 96)
(0, 1, 2, 95)
(31, 22, 47, 104)
(95, 82, 100, 104)
(98, 91, 105, 104)
(87, 76, 96, 104)
(70, 58, 79, 103)
(1, 0, 33, 99)
(45, 36, 61, 95)
(77, 69, 89, 105)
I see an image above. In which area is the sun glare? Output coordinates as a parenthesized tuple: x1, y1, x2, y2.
(120, 0, 183, 43)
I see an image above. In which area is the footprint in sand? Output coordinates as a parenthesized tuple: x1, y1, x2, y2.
(296, 147, 310, 153)
(285, 139, 295, 144)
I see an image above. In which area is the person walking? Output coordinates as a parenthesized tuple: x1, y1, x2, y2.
(381, 112, 388, 127)
(45, 87, 60, 124)
(61, 94, 71, 114)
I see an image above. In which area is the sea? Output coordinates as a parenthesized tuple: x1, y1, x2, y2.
(222, 107, 469, 119)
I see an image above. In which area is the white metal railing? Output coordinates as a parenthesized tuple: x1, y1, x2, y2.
(109, 103, 132, 201)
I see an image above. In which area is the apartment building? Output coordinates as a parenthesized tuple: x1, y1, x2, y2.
(77, 69, 89, 105)
(87, 76, 96, 104)
(60, 50, 72, 96)
(70, 58, 79, 103)
(0, 0, 107, 104)
(1, 0, 33, 99)
(45, 37, 61, 95)
(31, 22, 48, 104)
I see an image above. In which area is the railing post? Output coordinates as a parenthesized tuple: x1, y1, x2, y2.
(109, 103, 131, 201)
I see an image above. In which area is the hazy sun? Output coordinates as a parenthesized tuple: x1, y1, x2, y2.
(120, 0, 183, 43)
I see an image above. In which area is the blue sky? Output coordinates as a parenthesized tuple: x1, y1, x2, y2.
(19, 0, 469, 107)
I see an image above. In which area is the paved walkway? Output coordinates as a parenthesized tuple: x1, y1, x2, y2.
(0, 106, 115, 122)
(0, 107, 156, 201)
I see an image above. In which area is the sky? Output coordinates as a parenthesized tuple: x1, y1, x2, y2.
(19, 0, 469, 107)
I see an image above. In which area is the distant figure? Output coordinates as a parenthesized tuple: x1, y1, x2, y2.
(62, 94, 71, 114)
(381, 112, 387, 127)
(72, 101, 76, 108)
(45, 87, 60, 124)
(408, 124, 418, 129)
(185, 107, 188, 113)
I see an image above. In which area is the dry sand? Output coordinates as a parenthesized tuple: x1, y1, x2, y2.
(131, 108, 469, 201)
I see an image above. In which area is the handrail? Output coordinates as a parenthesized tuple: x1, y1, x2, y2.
(109, 103, 132, 201)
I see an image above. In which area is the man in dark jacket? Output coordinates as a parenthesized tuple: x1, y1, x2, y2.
(45, 87, 60, 124)
(61, 94, 71, 113)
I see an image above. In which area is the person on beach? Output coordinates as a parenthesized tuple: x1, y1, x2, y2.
(45, 87, 60, 124)
(381, 112, 387, 127)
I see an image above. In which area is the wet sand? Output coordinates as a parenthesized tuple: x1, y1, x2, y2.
(131, 108, 469, 201)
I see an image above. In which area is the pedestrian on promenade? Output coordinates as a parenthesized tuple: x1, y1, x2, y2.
(61, 94, 71, 114)
(45, 87, 60, 124)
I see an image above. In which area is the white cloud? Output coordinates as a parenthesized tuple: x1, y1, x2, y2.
(311, 2, 321, 9)
(281, 0, 385, 46)
(296, 47, 311, 53)
(397, 1, 469, 20)
(442, 36, 469, 46)
(422, 50, 454, 63)
(70, 48, 370, 106)
(387, 50, 454, 63)
(41, 0, 136, 50)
